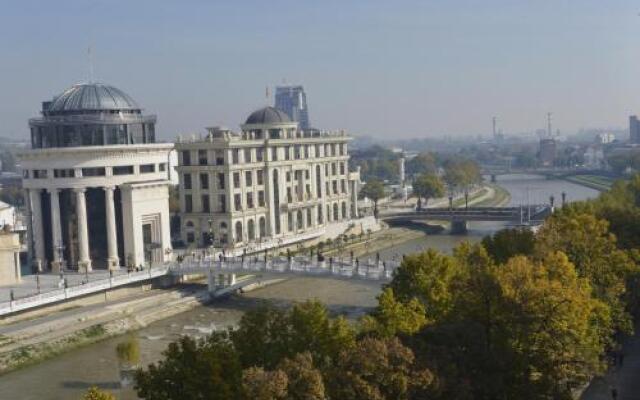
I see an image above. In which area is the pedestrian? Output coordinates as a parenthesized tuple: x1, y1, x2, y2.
(611, 387, 618, 400)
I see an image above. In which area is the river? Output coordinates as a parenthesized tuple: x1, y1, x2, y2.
(0, 175, 600, 400)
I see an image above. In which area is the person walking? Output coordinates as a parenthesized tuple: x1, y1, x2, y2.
(611, 387, 618, 400)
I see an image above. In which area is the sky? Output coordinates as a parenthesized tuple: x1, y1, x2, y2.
(0, 0, 639, 140)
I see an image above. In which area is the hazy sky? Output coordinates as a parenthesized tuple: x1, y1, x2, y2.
(0, 0, 639, 140)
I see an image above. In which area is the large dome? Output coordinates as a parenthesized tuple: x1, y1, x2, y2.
(245, 106, 291, 125)
(47, 83, 140, 113)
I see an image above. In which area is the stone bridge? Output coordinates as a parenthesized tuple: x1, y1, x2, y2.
(382, 205, 552, 233)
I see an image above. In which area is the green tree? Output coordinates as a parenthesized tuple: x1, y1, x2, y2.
(242, 367, 288, 400)
(360, 179, 385, 217)
(134, 333, 243, 400)
(277, 353, 326, 400)
(82, 387, 115, 400)
(481, 228, 535, 264)
(412, 174, 444, 210)
(116, 336, 140, 368)
(362, 288, 427, 337)
(406, 152, 437, 176)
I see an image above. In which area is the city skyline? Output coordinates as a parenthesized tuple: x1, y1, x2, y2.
(1, 1, 640, 140)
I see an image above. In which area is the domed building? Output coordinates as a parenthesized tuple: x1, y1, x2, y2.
(19, 82, 173, 272)
(175, 105, 360, 252)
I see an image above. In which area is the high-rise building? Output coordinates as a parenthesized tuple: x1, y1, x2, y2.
(539, 138, 556, 167)
(175, 106, 360, 249)
(19, 83, 173, 272)
(630, 115, 640, 143)
(274, 85, 310, 130)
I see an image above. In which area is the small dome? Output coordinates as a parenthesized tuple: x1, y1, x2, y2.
(47, 83, 140, 113)
(245, 106, 291, 125)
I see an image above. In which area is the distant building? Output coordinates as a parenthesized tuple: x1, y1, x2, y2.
(274, 86, 310, 130)
(583, 145, 606, 169)
(630, 116, 640, 143)
(596, 132, 615, 144)
(0, 229, 21, 285)
(175, 106, 360, 250)
(539, 138, 556, 167)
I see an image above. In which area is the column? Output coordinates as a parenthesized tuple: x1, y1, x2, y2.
(74, 188, 92, 272)
(104, 186, 119, 269)
(29, 189, 45, 272)
(48, 188, 64, 272)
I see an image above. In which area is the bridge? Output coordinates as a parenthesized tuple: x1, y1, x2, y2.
(382, 204, 553, 233)
(480, 167, 612, 182)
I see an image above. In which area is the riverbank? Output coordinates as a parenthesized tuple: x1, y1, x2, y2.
(564, 174, 616, 192)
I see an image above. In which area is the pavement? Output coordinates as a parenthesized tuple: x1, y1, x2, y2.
(0, 268, 140, 302)
(581, 327, 640, 400)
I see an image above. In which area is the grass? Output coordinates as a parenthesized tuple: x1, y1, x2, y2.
(565, 175, 615, 192)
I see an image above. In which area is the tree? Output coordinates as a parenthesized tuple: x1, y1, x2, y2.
(82, 387, 115, 400)
(242, 367, 288, 400)
(134, 333, 243, 400)
(362, 288, 427, 337)
(327, 337, 433, 400)
(481, 228, 535, 264)
(442, 160, 481, 208)
(535, 211, 637, 335)
(116, 336, 140, 368)
(406, 152, 437, 176)
(277, 353, 326, 400)
(412, 174, 444, 210)
(360, 179, 385, 217)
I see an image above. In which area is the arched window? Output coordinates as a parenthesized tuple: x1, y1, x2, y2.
(248, 219, 255, 240)
(259, 217, 266, 237)
(333, 203, 339, 221)
(342, 202, 347, 219)
(235, 221, 243, 243)
(317, 205, 323, 224)
(220, 221, 227, 230)
(186, 221, 194, 228)
(297, 210, 303, 230)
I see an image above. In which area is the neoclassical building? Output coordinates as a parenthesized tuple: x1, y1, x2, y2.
(176, 106, 360, 249)
(19, 83, 172, 272)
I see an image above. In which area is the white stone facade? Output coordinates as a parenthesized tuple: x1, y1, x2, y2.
(176, 107, 360, 250)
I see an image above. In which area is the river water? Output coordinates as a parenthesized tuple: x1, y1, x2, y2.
(0, 175, 600, 400)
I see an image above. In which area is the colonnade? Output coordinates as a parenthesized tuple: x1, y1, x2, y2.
(28, 186, 120, 272)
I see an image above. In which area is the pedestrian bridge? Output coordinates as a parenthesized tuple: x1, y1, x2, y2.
(169, 256, 402, 284)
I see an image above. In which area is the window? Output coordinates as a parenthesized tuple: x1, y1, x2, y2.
(287, 187, 292, 203)
(184, 173, 192, 190)
(288, 212, 294, 231)
(318, 205, 323, 224)
(201, 195, 210, 212)
(200, 173, 209, 189)
(332, 181, 338, 194)
(284, 146, 291, 160)
(22, 170, 29, 179)
(332, 163, 337, 176)
(341, 179, 346, 193)
(304, 145, 310, 158)
(82, 167, 106, 177)
(233, 172, 241, 188)
(294, 145, 301, 159)
(257, 170, 264, 185)
(232, 149, 239, 164)
(315, 144, 321, 157)
(340, 144, 345, 155)
(54, 169, 75, 178)
(325, 164, 329, 176)
(215, 151, 224, 165)
(159, 163, 167, 172)
(140, 164, 155, 173)
(331, 144, 336, 156)
(256, 148, 264, 162)
(245, 171, 252, 186)
(219, 194, 226, 213)
(307, 208, 312, 227)
(185, 195, 193, 212)
(258, 190, 265, 207)
(113, 166, 133, 176)
(182, 150, 191, 166)
(244, 148, 252, 163)
(286, 172, 291, 182)
(340, 163, 345, 175)
(198, 149, 207, 165)
(325, 144, 330, 157)
(271, 147, 278, 161)
(187, 232, 195, 243)
(247, 192, 254, 209)
(234, 194, 242, 211)
(217, 173, 225, 189)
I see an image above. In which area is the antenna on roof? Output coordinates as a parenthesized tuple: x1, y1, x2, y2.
(88, 46, 94, 83)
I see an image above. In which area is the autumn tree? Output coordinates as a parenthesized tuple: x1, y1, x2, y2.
(412, 174, 444, 210)
(82, 387, 115, 400)
(481, 228, 535, 264)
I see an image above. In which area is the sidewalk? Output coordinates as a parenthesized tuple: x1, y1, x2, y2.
(581, 327, 640, 400)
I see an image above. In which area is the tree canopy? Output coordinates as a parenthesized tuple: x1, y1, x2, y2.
(412, 174, 444, 210)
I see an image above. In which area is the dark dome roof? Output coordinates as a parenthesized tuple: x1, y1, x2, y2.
(48, 83, 140, 113)
(245, 106, 291, 125)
